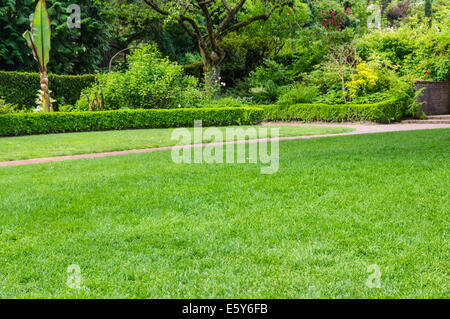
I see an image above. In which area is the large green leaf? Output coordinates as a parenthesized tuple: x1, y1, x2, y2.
(32, 0, 51, 70)
(22, 30, 34, 50)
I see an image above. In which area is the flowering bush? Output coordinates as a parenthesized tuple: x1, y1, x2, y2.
(347, 63, 379, 99)
(317, 7, 350, 30)
(356, 26, 450, 81)
(418, 56, 450, 81)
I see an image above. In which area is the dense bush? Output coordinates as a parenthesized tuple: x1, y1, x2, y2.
(355, 26, 450, 81)
(246, 59, 292, 104)
(200, 97, 253, 108)
(277, 84, 320, 106)
(263, 99, 403, 123)
(76, 45, 206, 111)
(0, 107, 264, 137)
(0, 99, 20, 114)
(0, 0, 109, 74)
(220, 34, 279, 88)
(0, 71, 95, 110)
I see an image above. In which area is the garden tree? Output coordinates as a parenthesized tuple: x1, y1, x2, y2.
(93, 0, 197, 66)
(324, 43, 359, 102)
(213, 0, 310, 87)
(240, 0, 310, 54)
(0, 0, 35, 71)
(142, 0, 289, 90)
(23, 0, 53, 112)
(0, 0, 109, 74)
(47, 0, 110, 74)
(380, 0, 392, 16)
(387, 0, 411, 25)
(424, 0, 433, 26)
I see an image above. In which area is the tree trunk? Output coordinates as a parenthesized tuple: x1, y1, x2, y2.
(341, 76, 347, 102)
(200, 46, 223, 95)
(204, 63, 221, 94)
(40, 71, 53, 112)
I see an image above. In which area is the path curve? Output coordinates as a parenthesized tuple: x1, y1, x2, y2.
(1, 123, 449, 167)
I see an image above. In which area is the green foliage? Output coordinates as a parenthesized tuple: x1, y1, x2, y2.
(200, 97, 252, 108)
(240, 0, 310, 39)
(314, 91, 395, 105)
(302, 66, 342, 93)
(247, 59, 292, 104)
(424, 0, 433, 20)
(0, 107, 264, 137)
(0, 71, 95, 110)
(277, 84, 320, 105)
(355, 25, 449, 81)
(263, 99, 404, 123)
(0, 0, 109, 74)
(349, 92, 395, 104)
(76, 45, 206, 110)
(347, 63, 380, 98)
(27, 0, 52, 71)
(0, 98, 21, 114)
(418, 55, 450, 81)
(221, 33, 280, 88)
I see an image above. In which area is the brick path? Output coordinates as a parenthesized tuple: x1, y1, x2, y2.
(1, 123, 449, 167)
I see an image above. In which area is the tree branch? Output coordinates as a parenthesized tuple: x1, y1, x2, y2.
(221, 0, 232, 12)
(219, 13, 269, 40)
(216, 0, 247, 35)
(143, 0, 170, 15)
(197, 1, 218, 52)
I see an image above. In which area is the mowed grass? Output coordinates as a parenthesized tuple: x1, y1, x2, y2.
(0, 125, 352, 162)
(0, 129, 448, 298)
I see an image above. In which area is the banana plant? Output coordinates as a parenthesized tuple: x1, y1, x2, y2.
(23, 0, 53, 112)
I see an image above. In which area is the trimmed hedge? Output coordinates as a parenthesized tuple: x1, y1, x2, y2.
(0, 107, 264, 137)
(0, 71, 96, 109)
(262, 99, 403, 123)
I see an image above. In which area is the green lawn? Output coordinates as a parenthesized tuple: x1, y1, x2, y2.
(0, 125, 353, 162)
(0, 129, 448, 298)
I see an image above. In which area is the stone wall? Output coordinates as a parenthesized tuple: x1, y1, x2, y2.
(416, 81, 450, 115)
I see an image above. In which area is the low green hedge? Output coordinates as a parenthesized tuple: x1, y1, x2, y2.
(262, 99, 403, 123)
(0, 107, 264, 137)
(0, 71, 96, 110)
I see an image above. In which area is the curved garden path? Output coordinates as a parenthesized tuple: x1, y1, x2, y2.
(1, 122, 449, 167)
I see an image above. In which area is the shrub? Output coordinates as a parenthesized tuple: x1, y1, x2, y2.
(0, 71, 95, 110)
(200, 97, 252, 108)
(0, 107, 264, 137)
(220, 34, 276, 87)
(0, 99, 19, 114)
(418, 55, 450, 82)
(76, 45, 206, 110)
(277, 84, 320, 106)
(263, 99, 403, 123)
(316, 7, 350, 30)
(355, 26, 450, 81)
(247, 59, 292, 104)
(346, 63, 380, 99)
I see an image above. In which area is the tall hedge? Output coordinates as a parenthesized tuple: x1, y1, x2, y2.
(0, 107, 264, 137)
(0, 71, 95, 109)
